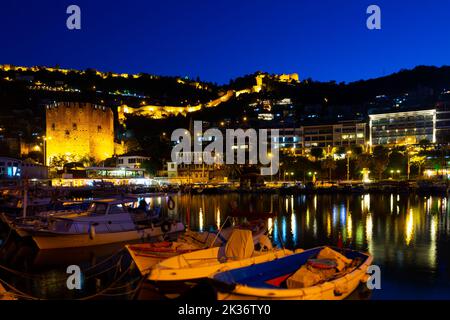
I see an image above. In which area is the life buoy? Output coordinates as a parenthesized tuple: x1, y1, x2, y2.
(167, 196, 175, 210)
(161, 221, 171, 233)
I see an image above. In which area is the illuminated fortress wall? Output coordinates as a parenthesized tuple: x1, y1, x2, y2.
(117, 73, 299, 123)
(46, 102, 114, 164)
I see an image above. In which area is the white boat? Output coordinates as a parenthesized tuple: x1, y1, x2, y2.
(127, 231, 219, 275)
(148, 229, 292, 290)
(13, 199, 185, 250)
(2, 197, 160, 237)
(127, 221, 268, 275)
(210, 246, 373, 300)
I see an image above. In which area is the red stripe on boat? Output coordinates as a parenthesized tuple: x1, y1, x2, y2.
(265, 274, 291, 287)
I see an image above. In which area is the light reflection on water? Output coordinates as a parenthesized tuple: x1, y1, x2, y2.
(1, 193, 450, 299)
(164, 193, 450, 299)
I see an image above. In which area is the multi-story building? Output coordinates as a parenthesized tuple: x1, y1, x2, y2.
(46, 102, 115, 165)
(300, 120, 367, 153)
(369, 109, 436, 146)
(333, 121, 366, 148)
(0, 157, 48, 179)
(162, 151, 225, 183)
(435, 98, 450, 144)
(117, 154, 151, 169)
(301, 124, 334, 150)
(276, 127, 303, 155)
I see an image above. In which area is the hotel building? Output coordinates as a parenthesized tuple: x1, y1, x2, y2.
(369, 109, 436, 146)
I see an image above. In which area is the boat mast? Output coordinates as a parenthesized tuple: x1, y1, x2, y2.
(22, 179, 28, 218)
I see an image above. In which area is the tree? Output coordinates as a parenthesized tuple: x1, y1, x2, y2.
(321, 157, 337, 180)
(371, 146, 389, 180)
(102, 156, 118, 167)
(388, 150, 406, 172)
(355, 153, 371, 171)
(410, 155, 426, 177)
(79, 155, 96, 167)
(351, 145, 363, 156)
(141, 158, 160, 177)
(310, 147, 324, 161)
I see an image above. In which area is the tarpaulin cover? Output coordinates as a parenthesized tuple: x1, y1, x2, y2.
(225, 229, 254, 260)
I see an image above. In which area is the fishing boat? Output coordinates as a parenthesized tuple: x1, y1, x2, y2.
(126, 220, 267, 275)
(209, 246, 373, 300)
(10, 199, 184, 250)
(126, 230, 222, 275)
(147, 229, 292, 295)
(1, 197, 159, 237)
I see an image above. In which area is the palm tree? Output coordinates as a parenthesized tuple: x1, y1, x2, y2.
(321, 157, 337, 180)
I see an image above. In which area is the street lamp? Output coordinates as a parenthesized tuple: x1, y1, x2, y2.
(390, 170, 394, 179)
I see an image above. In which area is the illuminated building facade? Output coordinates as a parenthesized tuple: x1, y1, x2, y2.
(46, 102, 115, 165)
(51, 166, 151, 187)
(117, 155, 151, 169)
(435, 100, 450, 143)
(300, 121, 367, 152)
(301, 124, 334, 149)
(369, 109, 436, 146)
(276, 128, 302, 155)
(0, 157, 48, 179)
(333, 121, 366, 147)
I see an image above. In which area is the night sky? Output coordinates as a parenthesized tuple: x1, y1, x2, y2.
(1, 0, 450, 84)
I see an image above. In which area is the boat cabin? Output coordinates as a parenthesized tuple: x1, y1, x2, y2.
(86, 199, 131, 216)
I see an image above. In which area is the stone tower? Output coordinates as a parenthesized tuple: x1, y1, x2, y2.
(46, 102, 114, 165)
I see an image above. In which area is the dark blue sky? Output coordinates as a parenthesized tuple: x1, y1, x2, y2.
(1, 0, 450, 84)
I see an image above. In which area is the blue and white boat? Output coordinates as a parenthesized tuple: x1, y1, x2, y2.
(210, 246, 373, 300)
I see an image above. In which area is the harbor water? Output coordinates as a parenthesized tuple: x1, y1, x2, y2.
(1, 193, 450, 299)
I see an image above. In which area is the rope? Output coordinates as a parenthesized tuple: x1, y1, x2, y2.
(209, 216, 231, 248)
(0, 250, 130, 299)
(0, 278, 40, 300)
(76, 262, 136, 300)
(0, 248, 127, 282)
(0, 259, 140, 300)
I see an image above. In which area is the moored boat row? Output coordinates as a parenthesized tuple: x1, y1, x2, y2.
(0, 192, 373, 300)
(126, 226, 372, 300)
(1, 198, 184, 249)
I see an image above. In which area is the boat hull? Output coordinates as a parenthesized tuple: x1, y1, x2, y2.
(148, 248, 293, 282)
(212, 247, 373, 300)
(0, 283, 16, 301)
(126, 242, 202, 275)
(32, 223, 185, 250)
